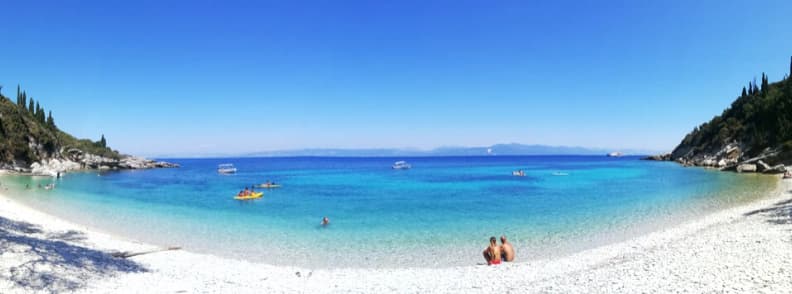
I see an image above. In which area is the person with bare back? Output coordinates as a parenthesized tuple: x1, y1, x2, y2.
(482, 236, 502, 265)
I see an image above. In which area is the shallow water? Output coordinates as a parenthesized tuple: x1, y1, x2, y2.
(1, 156, 777, 268)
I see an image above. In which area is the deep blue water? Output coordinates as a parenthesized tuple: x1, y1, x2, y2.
(2, 156, 776, 268)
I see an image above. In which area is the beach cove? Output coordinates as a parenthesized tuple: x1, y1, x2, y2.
(1, 163, 792, 293)
(0, 156, 780, 268)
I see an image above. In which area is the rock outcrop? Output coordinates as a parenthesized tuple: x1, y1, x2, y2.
(28, 155, 179, 176)
(641, 153, 672, 161)
(646, 142, 788, 174)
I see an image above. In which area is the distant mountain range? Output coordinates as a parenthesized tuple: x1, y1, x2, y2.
(241, 143, 659, 157)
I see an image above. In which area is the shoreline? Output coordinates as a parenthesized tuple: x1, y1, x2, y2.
(2, 180, 792, 292)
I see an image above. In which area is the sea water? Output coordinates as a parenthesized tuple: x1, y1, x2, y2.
(1, 156, 777, 268)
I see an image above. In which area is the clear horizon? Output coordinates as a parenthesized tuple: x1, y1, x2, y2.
(1, 1, 791, 157)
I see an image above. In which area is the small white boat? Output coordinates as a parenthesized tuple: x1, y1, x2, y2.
(392, 161, 411, 169)
(512, 170, 525, 176)
(217, 163, 237, 174)
(607, 152, 623, 157)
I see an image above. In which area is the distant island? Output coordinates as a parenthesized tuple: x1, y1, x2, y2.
(648, 56, 792, 174)
(0, 85, 177, 176)
(243, 143, 656, 158)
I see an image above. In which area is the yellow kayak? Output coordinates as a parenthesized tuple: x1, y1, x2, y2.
(234, 192, 263, 200)
(257, 184, 282, 189)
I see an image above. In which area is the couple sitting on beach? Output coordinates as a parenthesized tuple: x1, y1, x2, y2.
(482, 235, 514, 265)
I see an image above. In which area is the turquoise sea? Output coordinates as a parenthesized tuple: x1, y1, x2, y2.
(0, 156, 777, 268)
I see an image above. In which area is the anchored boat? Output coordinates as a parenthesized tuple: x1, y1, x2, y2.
(217, 163, 237, 174)
(392, 161, 411, 169)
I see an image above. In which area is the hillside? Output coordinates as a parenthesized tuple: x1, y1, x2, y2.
(0, 86, 175, 174)
(668, 57, 792, 171)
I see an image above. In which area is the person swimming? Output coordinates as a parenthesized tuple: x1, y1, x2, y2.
(482, 236, 502, 265)
(321, 216, 330, 227)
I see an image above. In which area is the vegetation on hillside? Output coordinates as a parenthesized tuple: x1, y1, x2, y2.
(673, 57, 792, 162)
(0, 85, 120, 165)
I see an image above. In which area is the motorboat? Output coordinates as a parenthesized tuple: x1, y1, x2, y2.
(607, 152, 623, 157)
(392, 161, 411, 169)
(217, 163, 237, 174)
(512, 170, 525, 176)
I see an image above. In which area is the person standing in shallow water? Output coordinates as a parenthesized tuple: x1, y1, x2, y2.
(500, 235, 515, 262)
(482, 236, 502, 265)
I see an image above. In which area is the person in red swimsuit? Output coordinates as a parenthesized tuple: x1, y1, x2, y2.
(482, 236, 502, 265)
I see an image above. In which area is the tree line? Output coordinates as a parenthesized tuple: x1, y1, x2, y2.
(13, 85, 56, 129)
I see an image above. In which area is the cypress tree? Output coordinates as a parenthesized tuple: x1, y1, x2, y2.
(28, 98, 34, 114)
(35, 101, 40, 118)
(47, 111, 55, 128)
(21, 91, 27, 110)
(761, 73, 768, 96)
(741, 86, 747, 97)
(38, 105, 45, 123)
(789, 56, 791, 78)
(99, 135, 107, 148)
(16, 85, 20, 106)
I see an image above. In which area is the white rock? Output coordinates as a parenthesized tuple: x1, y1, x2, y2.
(736, 164, 757, 173)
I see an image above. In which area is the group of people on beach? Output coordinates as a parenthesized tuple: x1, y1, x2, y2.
(482, 235, 515, 265)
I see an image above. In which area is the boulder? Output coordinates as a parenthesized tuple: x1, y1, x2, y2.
(725, 145, 741, 160)
(736, 163, 757, 173)
(756, 160, 772, 172)
(641, 153, 672, 161)
(764, 164, 786, 174)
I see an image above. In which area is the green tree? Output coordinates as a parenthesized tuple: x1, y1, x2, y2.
(16, 85, 20, 106)
(38, 105, 46, 123)
(99, 135, 107, 148)
(761, 73, 768, 96)
(741, 86, 747, 97)
(28, 98, 34, 114)
(748, 81, 754, 95)
(21, 91, 27, 111)
(47, 111, 55, 129)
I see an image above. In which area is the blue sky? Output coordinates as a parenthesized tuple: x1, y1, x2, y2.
(1, 0, 791, 156)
